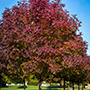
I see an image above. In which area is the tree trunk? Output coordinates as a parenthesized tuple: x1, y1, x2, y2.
(0, 75, 2, 88)
(60, 81, 62, 88)
(78, 83, 80, 90)
(23, 79, 25, 90)
(64, 78, 65, 90)
(83, 85, 85, 88)
(39, 81, 42, 90)
(82, 83, 83, 90)
(60, 78, 62, 88)
(50, 82, 51, 90)
(72, 83, 74, 90)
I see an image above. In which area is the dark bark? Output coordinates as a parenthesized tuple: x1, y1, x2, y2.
(0, 75, 2, 88)
(72, 83, 74, 90)
(84, 85, 85, 88)
(50, 83, 51, 90)
(82, 83, 83, 90)
(78, 83, 80, 90)
(64, 78, 65, 90)
(39, 81, 42, 90)
(0, 75, 6, 88)
(60, 81, 62, 88)
(83, 84, 85, 88)
(23, 79, 25, 90)
(60, 78, 62, 88)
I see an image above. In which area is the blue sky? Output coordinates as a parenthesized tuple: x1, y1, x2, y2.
(61, 0, 90, 55)
(0, 0, 90, 55)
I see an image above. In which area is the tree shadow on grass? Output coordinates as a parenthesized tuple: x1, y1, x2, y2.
(43, 86, 61, 90)
(27, 89, 61, 90)
(45, 85, 68, 90)
(42, 88, 62, 90)
(1, 86, 8, 88)
(48, 86, 60, 88)
(18, 85, 27, 89)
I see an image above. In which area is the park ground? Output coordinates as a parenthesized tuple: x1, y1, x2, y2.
(1, 85, 90, 90)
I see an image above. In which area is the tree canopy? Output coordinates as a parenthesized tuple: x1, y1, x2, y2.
(0, 0, 90, 90)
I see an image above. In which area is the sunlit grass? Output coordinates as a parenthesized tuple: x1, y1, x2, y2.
(1, 85, 90, 90)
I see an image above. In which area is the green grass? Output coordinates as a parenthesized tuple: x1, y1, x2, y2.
(1, 85, 62, 90)
(1, 85, 90, 90)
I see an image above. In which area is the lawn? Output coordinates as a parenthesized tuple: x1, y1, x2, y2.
(1, 85, 67, 90)
(1, 85, 90, 90)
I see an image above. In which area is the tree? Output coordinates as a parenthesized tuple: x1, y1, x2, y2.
(0, 0, 89, 90)
(0, 2, 37, 90)
(0, 38, 8, 88)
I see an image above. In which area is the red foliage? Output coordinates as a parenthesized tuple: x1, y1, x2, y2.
(0, 0, 89, 83)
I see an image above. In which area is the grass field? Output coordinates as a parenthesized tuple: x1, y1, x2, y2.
(1, 85, 90, 90)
